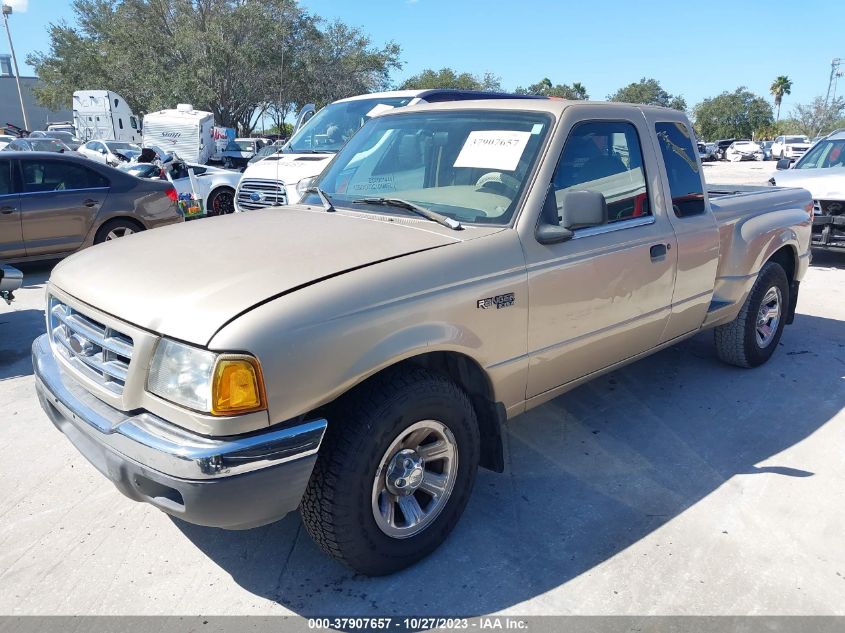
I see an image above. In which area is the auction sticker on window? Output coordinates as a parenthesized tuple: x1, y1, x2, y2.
(454, 130, 531, 171)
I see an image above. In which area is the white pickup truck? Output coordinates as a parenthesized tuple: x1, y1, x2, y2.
(34, 99, 813, 575)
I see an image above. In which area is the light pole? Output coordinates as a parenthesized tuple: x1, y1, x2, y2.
(2, 4, 29, 132)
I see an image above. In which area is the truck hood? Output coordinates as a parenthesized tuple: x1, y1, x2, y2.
(772, 168, 845, 200)
(242, 152, 333, 186)
(50, 208, 463, 345)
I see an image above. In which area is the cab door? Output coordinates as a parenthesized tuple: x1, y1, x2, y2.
(0, 158, 24, 259)
(19, 159, 110, 257)
(643, 113, 720, 342)
(521, 110, 678, 399)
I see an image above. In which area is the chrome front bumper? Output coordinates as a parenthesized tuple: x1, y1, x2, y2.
(33, 333, 327, 529)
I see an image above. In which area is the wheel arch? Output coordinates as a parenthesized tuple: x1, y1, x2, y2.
(322, 350, 506, 473)
(91, 215, 145, 243)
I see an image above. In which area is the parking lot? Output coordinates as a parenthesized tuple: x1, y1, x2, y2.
(1, 161, 843, 617)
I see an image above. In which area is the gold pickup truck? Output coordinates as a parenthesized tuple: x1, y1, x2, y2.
(33, 99, 813, 575)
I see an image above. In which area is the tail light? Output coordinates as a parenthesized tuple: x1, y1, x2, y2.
(165, 186, 178, 203)
(806, 201, 814, 221)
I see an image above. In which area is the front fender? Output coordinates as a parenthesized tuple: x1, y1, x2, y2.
(208, 229, 529, 427)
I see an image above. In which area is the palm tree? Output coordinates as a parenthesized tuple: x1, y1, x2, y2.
(770, 76, 793, 122)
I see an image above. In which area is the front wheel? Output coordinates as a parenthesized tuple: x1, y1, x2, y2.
(714, 261, 789, 368)
(207, 188, 235, 216)
(300, 367, 480, 575)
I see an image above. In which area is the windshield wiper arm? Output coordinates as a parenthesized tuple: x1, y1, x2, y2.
(352, 197, 462, 230)
(304, 187, 335, 212)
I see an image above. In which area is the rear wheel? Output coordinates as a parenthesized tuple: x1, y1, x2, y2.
(714, 261, 789, 368)
(300, 367, 480, 575)
(94, 218, 143, 244)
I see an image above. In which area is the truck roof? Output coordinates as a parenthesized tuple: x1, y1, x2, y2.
(334, 89, 544, 104)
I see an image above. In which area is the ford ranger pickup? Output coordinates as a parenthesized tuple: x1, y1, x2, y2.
(33, 99, 813, 575)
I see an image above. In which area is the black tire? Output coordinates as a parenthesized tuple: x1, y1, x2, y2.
(300, 366, 480, 576)
(207, 187, 235, 216)
(93, 218, 144, 244)
(714, 261, 789, 368)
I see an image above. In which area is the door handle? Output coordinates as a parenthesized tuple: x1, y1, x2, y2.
(650, 243, 668, 260)
(0, 205, 14, 214)
(83, 199, 99, 207)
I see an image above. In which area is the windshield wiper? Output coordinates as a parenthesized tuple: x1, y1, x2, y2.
(304, 187, 335, 212)
(352, 197, 462, 231)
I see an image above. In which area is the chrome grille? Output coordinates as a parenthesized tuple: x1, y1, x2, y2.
(237, 178, 288, 210)
(48, 296, 134, 395)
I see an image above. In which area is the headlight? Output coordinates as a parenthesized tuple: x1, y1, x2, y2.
(147, 339, 266, 415)
(296, 176, 315, 197)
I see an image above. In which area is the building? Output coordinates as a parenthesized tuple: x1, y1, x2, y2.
(0, 54, 72, 133)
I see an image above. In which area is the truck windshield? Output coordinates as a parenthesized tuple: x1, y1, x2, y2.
(784, 136, 808, 144)
(286, 97, 414, 154)
(794, 139, 845, 169)
(305, 110, 551, 226)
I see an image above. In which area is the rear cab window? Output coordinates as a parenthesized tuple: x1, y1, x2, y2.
(655, 122, 706, 217)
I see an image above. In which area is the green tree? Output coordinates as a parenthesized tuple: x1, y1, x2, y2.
(514, 77, 589, 99)
(769, 75, 793, 122)
(693, 87, 774, 140)
(399, 67, 502, 92)
(27, 0, 402, 133)
(789, 96, 845, 136)
(607, 77, 686, 110)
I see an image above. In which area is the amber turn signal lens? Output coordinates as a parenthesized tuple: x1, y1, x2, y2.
(211, 357, 266, 415)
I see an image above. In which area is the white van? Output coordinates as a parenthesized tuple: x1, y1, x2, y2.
(234, 89, 534, 211)
(73, 90, 141, 142)
(142, 104, 215, 164)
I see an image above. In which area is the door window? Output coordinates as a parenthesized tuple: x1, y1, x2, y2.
(21, 161, 109, 193)
(655, 121, 706, 217)
(0, 160, 11, 195)
(552, 121, 651, 223)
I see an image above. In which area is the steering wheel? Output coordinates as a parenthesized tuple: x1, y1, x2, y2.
(475, 172, 520, 198)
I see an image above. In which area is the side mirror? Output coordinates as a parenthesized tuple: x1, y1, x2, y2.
(776, 158, 791, 170)
(559, 189, 608, 230)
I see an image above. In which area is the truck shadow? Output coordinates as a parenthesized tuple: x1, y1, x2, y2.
(0, 309, 46, 380)
(174, 313, 844, 616)
(810, 250, 845, 270)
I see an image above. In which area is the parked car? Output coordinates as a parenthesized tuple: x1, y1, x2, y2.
(121, 158, 242, 215)
(0, 262, 22, 303)
(29, 130, 83, 151)
(714, 138, 739, 160)
(247, 144, 282, 165)
(78, 139, 142, 166)
(770, 135, 811, 162)
(0, 135, 16, 151)
(725, 140, 764, 162)
(235, 89, 543, 211)
(221, 137, 268, 170)
(34, 100, 813, 575)
(760, 140, 774, 161)
(4, 138, 72, 153)
(770, 129, 845, 251)
(0, 151, 183, 263)
(697, 142, 717, 162)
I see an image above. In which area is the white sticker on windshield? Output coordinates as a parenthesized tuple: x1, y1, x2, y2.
(453, 130, 531, 171)
(366, 103, 396, 118)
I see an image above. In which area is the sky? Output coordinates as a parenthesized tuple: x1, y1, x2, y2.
(3, 0, 843, 115)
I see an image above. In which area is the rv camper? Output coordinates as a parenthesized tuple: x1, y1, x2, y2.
(73, 90, 141, 142)
(142, 105, 214, 164)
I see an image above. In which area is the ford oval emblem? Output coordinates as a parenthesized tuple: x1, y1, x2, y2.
(250, 192, 263, 202)
(69, 333, 95, 357)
